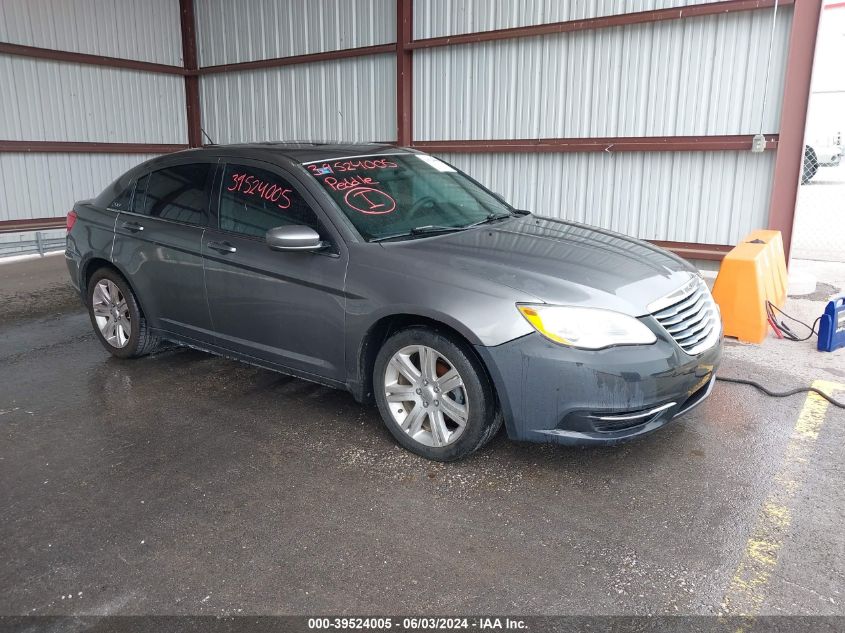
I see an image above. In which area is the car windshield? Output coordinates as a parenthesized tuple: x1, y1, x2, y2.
(302, 153, 513, 241)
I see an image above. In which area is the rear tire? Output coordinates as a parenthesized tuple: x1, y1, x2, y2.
(87, 267, 159, 359)
(373, 327, 502, 461)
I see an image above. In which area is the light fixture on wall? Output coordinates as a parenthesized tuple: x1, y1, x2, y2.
(752, 0, 780, 153)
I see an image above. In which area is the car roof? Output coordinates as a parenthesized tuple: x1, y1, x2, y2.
(178, 142, 419, 165)
(115, 142, 425, 196)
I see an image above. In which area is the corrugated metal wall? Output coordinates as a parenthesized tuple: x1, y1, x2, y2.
(436, 150, 776, 245)
(0, 57, 186, 144)
(196, 0, 395, 66)
(414, 10, 790, 139)
(1, 0, 793, 249)
(199, 55, 395, 144)
(191, 0, 790, 246)
(414, 0, 724, 38)
(409, 4, 792, 244)
(0, 0, 182, 65)
(195, 0, 397, 144)
(0, 153, 159, 221)
(0, 0, 185, 224)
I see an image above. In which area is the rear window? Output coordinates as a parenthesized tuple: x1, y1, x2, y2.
(131, 163, 212, 226)
(109, 183, 134, 211)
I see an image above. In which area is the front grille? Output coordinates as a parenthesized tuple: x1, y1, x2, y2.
(651, 278, 719, 355)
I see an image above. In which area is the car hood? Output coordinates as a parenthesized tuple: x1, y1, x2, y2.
(382, 216, 698, 316)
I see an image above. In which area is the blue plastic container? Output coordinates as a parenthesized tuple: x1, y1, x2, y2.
(818, 293, 845, 352)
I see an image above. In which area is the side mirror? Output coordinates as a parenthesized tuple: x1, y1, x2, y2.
(265, 225, 324, 252)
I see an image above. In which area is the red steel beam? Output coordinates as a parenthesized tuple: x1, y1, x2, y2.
(196, 44, 396, 75)
(180, 0, 202, 148)
(0, 217, 67, 234)
(397, 0, 414, 146)
(768, 0, 823, 261)
(0, 40, 396, 77)
(649, 240, 733, 261)
(0, 42, 187, 75)
(1, 136, 771, 155)
(0, 141, 188, 153)
(407, 0, 795, 50)
(412, 135, 779, 153)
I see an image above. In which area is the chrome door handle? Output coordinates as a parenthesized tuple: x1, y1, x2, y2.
(121, 221, 144, 232)
(207, 241, 237, 254)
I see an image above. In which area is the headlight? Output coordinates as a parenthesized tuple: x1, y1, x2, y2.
(516, 304, 657, 350)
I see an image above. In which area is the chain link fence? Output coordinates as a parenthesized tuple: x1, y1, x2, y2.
(792, 140, 845, 262)
(801, 142, 842, 184)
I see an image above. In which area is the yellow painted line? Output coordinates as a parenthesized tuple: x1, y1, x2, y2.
(721, 380, 843, 617)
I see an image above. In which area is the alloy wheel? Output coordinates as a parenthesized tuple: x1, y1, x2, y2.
(383, 345, 469, 447)
(92, 279, 131, 348)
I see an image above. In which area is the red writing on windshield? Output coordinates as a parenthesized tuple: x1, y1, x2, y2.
(307, 163, 333, 176)
(227, 173, 292, 209)
(333, 158, 397, 173)
(344, 187, 396, 215)
(306, 158, 398, 176)
(314, 164, 398, 215)
(323, 175, 379, 192)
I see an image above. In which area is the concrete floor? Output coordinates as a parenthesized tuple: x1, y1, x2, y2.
(1, 254, 843, 616)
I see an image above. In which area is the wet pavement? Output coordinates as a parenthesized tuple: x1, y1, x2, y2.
(1, 255, 843, 616)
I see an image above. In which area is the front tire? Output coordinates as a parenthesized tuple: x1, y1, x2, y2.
(373, 327, 501, 461)
(87, 267, 159, 359)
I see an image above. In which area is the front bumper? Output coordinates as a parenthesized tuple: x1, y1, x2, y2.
(475, 322, 722, 446)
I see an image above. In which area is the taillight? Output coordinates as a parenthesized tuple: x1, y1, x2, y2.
(66, 210, 77, 232)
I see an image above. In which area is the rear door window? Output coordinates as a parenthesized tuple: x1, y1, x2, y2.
(131, 174, 149, 214)
(130, 163, 212, 226)
(218, 163, 322, 238)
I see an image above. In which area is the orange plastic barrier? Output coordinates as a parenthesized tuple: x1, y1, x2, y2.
(711, 230, 788, 344)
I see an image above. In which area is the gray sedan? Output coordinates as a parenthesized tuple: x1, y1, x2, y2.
(66, 143, 722, 461)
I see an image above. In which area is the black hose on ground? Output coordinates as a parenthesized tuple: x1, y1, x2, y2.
(716, 376, 844, 409)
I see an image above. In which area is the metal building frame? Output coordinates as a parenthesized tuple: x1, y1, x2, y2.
(0, 0, 824, 261)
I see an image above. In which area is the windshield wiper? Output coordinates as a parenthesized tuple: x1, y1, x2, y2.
(370, 225, 467, 243)
(370, 214, 514, 243)
(409, 224, 469, 236)
(464, 212, 514, 229)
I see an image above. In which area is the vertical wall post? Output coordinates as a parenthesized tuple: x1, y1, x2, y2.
(396, 0, 413, 146)
(767, 0, 823, 261)
(180, 0, 202, 148)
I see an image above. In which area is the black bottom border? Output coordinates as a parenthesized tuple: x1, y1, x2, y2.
(1, 616, 844, 633)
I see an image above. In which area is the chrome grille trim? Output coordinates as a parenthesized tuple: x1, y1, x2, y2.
(655, 289, 701, 318)
(666, 308, 712, 334)
(588, 402, 676, 422)
(661, 295, 707, 327)
(650, 277, 721, 355)
(647, 277, 699, 313)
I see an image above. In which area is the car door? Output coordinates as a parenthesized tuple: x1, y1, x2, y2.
(202, 159, 348, 382)
(112, 160, 216, 344)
